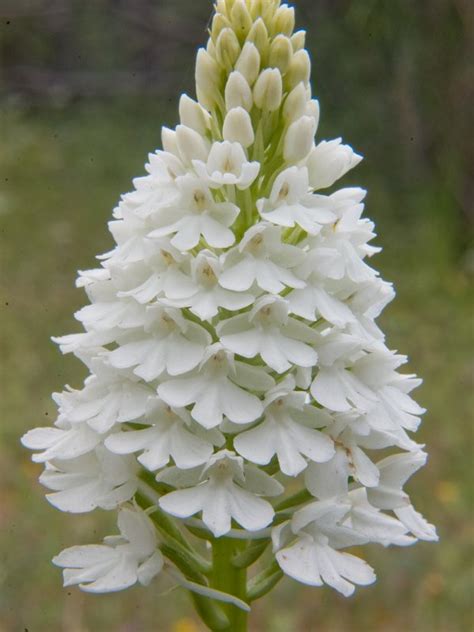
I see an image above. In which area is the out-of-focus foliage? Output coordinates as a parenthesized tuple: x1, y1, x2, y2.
(0, 1, 472, 630)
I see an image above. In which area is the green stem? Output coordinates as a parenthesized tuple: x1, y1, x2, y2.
(211, 538, 248, 632)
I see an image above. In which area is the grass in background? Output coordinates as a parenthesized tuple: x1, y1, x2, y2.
(0, 103, 472, 631)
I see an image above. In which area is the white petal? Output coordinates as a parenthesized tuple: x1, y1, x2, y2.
(220, 258, 256, 291)
(158, 376, 204, 409)
(222, 380, 264, 424)
(229, 485, 275, 532)
(394, 505, 438, 541)
(137, 551, 164, 585)
(234, 421, 275, 465)
(159, 486, 207, 519)
(311, 368, 352, 412)
(201, 215, 236, 249)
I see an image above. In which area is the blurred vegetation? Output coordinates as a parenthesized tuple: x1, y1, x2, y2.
(0, 1, 473, 631)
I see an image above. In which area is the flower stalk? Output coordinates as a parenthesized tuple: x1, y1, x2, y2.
(211, 538, 248, 632)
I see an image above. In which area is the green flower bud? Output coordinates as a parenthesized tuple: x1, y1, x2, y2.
(253, 68, 283, 112)
(268, 34, 293, 73)
(283, 82, 308, 121)
(216, 28, 241, 70)
(215, 0, 227, 15)
(235, 42, 261, 86)
(230, 0, 253, 42)
(223, 107, 255, 147)
(291, 30, 306, 52)
(285, 49, 311, 91)
(176, 125, 210, 164)
(179, 95, 211, 137)
(195, 48, 222, 109)
(270, 4, 295, 37)
(246, 18, 269, 61)
(225, 71, 253, 111)
(283, 115, 316, 163)
(211, 13, 232, 43)
(161, 126, 178, 156)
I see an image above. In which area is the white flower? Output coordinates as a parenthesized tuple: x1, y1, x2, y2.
(114, 152, 184, 221)
(159, 450, 283, 537)
(234, 376, 335, 476)
(72, 295, 148, 334)
(306, 139, 363, 190)
(105, 401, 221, 471)
(393, 504, 438, 542)
(257, 167, 335, 235)
(117, 240, 195, 305)
(193, 141, 260, 190)
(344, 488, 415, 546)
(39, 447, 138, 513)
(273, 506, 376, 596)
(310, 335, 378, 413)
(219, 223, 306, 294)
(53, 507, 163, 592)
(158, 344, 274, 428)
(162, 251, 254, 320)
(105, 306, 212, 379)
(21, 422, 101, 463)
(287, 284, 355, 327)
(148, 174, 239, 250)
(51, 364, 154, 434)
(217, 295, 318, 374)
(367, 451, 428, 510)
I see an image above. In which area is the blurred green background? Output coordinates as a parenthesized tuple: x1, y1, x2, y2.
(0, 1, 472, 630)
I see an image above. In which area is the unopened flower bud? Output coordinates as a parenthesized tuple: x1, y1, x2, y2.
(269, 34, 293, 73)
(291, 30, 306, 52)
(223, 107, 255, 147)
(224, 0, 236, 12)
(246, 18, 269, 60)
(271, 4, 295, 37)
(306, 99, 320, 131)
(161, 127, 179, 156)
(216, 0, 227, 14)
(285, 49, 311, 91)
(230, 0, 253, 42)
(195, 48, 221, 109)
(211, 13, 232, 43)
(216, 28, 241, 69)
(248, 0, 266, 20)
(253, 68, 283, 112)
(283, 82, 308, 121)
(306, 139, 363, 190)
(283, 115, 316, 163)
(179, 94, 211, 136)
(225, 71, 253, 111)
(176, 124, 209, 164)
(235, 42, 261, 86)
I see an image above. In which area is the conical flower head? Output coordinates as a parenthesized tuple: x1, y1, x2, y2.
(22, 0, 436, 611)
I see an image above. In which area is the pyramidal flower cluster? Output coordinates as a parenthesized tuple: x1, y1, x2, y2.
(22, 0, 437, 626)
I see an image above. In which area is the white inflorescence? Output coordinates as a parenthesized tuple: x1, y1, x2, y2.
(23, 0, 437, 601)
